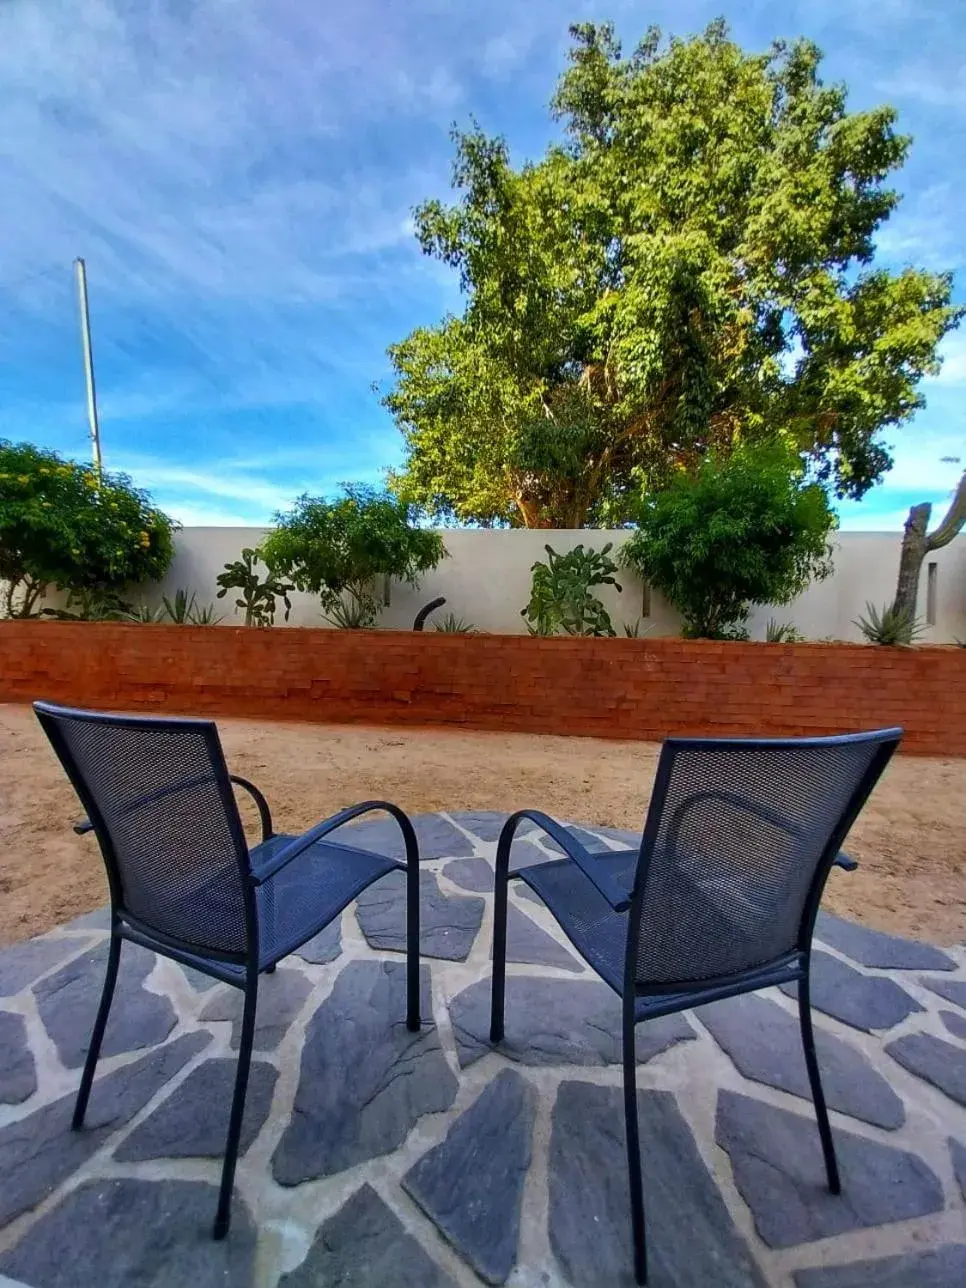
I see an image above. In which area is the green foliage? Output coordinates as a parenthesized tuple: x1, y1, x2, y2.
(0, 440, 175, 618)
(216, 547, 293, 626)
(433, 612, 477, 633)
(385, 22, 962, 528)
(260, 485, 446, 623)
(120, 602, 167, 624)
(162, 588, 196, 624)
(523, 542, 622, 636)
(188, 601, 224, 626)
(855, 601, 925, 646)
(765, 618, 805, 643)
(323, 591, 377, 630)
(622, 619, 653, 638)
(160, 588, 222, 626)
(41, 589, 128, 621)
(621, 442, 835, 638)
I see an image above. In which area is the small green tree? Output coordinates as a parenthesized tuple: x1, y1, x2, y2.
(0, 440, 175, 618)
(522, 542, 622, 636)
(621, 443, 835, 638)
(259, 486, 446, 627)
(216, 548, 293, 626)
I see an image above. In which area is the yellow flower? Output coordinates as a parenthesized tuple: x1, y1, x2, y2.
(42, 501, 52, 508)
(17, 475, 29, 484)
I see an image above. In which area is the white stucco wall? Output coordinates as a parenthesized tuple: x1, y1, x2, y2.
(148, 527, 966, 643)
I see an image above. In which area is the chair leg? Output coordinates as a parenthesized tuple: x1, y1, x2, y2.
(406, 853, 420, 1032)
(489, 857, 509, 1044)
(213, 976, 258, 1239)
(623, 1011, 647, 1286)
(799, 971, 841, 1194)
(72, 932, 121, 1129)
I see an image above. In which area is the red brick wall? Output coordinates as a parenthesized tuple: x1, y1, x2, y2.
(2, 622, 964, 755)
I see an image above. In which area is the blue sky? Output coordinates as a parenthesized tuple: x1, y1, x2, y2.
(1, 0, 964, 530)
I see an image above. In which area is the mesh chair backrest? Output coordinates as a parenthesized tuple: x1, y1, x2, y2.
(631, 731, 900, 989)
(35, 703, 251, 959)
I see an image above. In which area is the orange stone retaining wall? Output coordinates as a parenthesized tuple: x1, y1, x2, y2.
(1, 623, 963, 755)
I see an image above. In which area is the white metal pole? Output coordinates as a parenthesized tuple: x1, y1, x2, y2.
(74, 257, 102, 475)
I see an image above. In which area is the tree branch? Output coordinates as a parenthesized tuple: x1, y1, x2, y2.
(926, 471, 966, 551)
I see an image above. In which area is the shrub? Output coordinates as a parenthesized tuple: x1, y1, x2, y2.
(855, 602, 925, 646)
(41, 588, 128, 621)
(621, 442, 835, 639)
(260, 485, 446, 624)
(0, 440, 175, 618)
(216, 548, 293, 626)
(765, 619, 804, 643)
(434, 612, 476, 633)
(522, 543, 622, 637)
(622, 619, 654, 638)
(120, 602, 167, 623)
(324, 591, 377, 630)
(161, 588, 223, 626)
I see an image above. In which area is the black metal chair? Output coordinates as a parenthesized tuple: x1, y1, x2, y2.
(490, 728, 902, 1286)
(34, 701, 421, 1240)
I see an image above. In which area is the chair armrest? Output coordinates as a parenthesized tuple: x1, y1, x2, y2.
(73, 817, 94, 836)
(250, 800, 418, 885)
(833, 851, 858, 872)
(497, 809, 632, 912)
(229, 775, 273, 844)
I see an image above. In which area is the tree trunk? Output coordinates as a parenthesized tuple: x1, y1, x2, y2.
(515, 496, 554, 529)
(892, 471, 966, 621)
(892, 503, 931, 622)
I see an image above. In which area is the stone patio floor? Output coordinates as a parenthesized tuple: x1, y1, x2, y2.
(0, 811, 964, 1287)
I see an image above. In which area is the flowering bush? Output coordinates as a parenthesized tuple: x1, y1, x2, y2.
(0, 440, 176, 618)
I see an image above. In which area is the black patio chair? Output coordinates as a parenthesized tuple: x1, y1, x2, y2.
(490, 728, 901, 1286)
(34, 701, 420, 1240)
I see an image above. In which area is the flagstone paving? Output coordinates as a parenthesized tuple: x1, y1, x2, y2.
(0, 811, 964, 1288)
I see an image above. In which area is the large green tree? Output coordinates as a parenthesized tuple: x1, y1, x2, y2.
(384, 21, 962, 528)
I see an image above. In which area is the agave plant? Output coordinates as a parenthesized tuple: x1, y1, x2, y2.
(160, 588, 222, 625)
(622, 619, 655, 638)
(188, 601, 224, 626)
(162, 588, 196, 624)
(324, 590, 376, 629)
(765, 618, 804, 643)
(854, 602, 926, 646)
(119, 602, 167, 624)
(433, 612, 476, 633)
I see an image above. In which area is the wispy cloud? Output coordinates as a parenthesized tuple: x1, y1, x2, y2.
(0, 0, 963, 533)
(876, 66, 966, 113)
(930, 332, 966, 388)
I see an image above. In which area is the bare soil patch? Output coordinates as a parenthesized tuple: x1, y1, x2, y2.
(1, 704, 962, 947)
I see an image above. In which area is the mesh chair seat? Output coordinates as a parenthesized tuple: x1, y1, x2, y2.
(518, 849, 637, 993)
(520, 849, 807, 1019)
(252, 834, 402, 967)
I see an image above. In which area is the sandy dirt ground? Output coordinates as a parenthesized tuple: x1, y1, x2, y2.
(1, 703, 963, 948)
